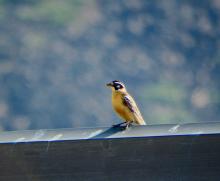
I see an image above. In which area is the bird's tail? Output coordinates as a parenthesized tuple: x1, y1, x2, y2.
(134, 112, 146, 125)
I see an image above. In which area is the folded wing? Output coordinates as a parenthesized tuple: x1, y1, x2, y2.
(123, 95, 146, 125)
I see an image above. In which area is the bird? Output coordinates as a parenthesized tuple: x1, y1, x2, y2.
(106, 80, 146, 129)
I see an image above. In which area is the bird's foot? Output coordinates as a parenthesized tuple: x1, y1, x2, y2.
(112, 121, 133, 130)
(112, 122, 126, 128)
(124, 122, 133, 130)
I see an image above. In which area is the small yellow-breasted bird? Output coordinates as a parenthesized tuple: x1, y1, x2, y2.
(106, 80, 146, 128)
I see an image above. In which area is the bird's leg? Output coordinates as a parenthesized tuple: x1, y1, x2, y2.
(125, 121, 133, 129)
(112, 121, 127, 127)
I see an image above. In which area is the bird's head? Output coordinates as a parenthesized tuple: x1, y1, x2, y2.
(106, 80, 126, 92)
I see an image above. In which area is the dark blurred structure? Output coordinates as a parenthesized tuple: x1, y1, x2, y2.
(0, 0, 219, 130)
(0, 123, 220, 181)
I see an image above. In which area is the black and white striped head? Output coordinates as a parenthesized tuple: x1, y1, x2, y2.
(106, 80, 126, 91)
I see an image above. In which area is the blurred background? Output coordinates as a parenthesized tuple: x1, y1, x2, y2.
(0, 0, 219, 131)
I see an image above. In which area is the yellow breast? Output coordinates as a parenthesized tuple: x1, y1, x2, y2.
(112, 92, 133, 122)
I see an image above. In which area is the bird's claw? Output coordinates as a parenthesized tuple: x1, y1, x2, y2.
(125, 122, 133, 129)
(112, 121, 133, 130)
(112, 122, 126, 127)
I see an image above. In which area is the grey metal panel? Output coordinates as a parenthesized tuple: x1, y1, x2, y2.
(0, 122, 220, 143)
(0, 123, 220, 181)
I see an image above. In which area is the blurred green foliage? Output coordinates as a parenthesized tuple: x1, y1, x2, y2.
(142, 82, 186, 105)
(0, 0, 219, 130)
(16, 0, 84, 25)
(142, 82, 196, 124)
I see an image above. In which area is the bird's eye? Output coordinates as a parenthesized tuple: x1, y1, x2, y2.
(116, 85, 122, 89)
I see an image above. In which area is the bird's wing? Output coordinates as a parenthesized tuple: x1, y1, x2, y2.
(123, 95, 146, 125)
(123, 96, 135, 113)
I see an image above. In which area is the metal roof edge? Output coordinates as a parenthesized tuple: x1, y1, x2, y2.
(0, 122, 220, 143)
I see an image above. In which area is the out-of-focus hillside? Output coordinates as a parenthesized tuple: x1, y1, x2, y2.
(0, 0, 219, 131)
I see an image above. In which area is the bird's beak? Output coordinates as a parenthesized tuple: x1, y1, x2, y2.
(106, 82, 113, 87)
